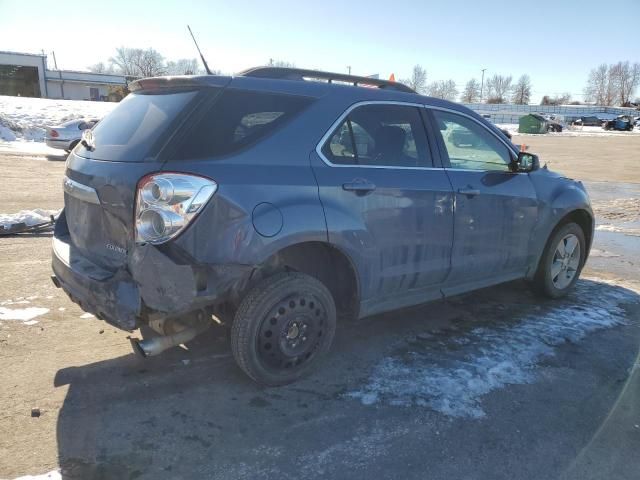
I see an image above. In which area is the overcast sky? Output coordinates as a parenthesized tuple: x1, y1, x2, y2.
(1, 0, 639, 103)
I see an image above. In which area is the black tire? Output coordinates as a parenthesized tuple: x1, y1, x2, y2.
(231, 272, 336, 386)
(532, 222, 586, 298)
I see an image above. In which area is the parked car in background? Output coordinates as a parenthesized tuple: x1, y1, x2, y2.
(578, 115, 604, 127)
(538, 113, 564, 132)
(602, 115, 634, 131)
(52, 67, 594, 386)
(45, 118, 99, 152)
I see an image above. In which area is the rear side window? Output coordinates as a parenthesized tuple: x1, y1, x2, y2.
(170, 89, 314, 160)
(321, 104, 432, 168)
(76, 90, 198, 161)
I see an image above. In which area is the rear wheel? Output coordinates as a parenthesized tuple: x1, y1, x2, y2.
(532, 222, 585, 298)
(231, 272, 336, 386)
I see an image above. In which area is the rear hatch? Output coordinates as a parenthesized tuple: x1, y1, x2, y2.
(63, 77, 230, 271)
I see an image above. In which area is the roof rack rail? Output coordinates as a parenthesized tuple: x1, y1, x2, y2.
(238, 67, 416, 94)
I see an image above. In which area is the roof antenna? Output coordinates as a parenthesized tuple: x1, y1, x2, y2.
(187, 25, 213, 75)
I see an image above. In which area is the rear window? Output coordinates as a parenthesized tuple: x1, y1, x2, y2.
(76, 90, 198, 161)
(168, 89, 313, 160)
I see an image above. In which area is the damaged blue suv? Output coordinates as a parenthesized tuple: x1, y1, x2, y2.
(52, 67, 594, 385)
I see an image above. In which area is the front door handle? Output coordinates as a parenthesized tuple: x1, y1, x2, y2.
(458, 187, 480, 197)
(343, 180, 376, 196)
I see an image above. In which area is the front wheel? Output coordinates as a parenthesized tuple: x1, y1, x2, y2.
(532, 222, 586, 298)
(231, 272, 336, 386)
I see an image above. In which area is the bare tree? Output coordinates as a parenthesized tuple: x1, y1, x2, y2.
(585, 64, 619, 106)
(400, 65, 428, 94)
(166, 58, 201, 75)
(610, 61, 640, 106)
(268, 59, 295, 68)
(540, 93, 571, 106)
(460, 78, 481, 103)
(88, 62, 114, 74)
(109, 47, 165, 77)
(512, 74, 532, 104)
(133, 48, 166, 77)
(485, 74, 512, 103)
(109, 47, 139, 76)
(428, 79, 458, 101)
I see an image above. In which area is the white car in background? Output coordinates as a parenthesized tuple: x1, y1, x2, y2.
(45, 118, 99, 152)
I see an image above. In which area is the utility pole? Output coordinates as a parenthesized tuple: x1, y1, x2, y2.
(480, 68, 486, 103)
(347, 66, 351, 75)
(52, 51, 65, 99)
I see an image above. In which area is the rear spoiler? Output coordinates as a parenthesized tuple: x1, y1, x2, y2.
(129, 75, 232, 92)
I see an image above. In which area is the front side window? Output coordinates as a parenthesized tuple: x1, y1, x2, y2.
(431, 110, 512, 172)
(321, 104, 432, 168)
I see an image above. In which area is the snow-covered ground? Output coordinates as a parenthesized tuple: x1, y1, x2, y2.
(497, 123, 640, 137)
(0, 95, 115, 143)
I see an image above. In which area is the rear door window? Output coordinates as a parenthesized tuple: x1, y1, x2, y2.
(169, 89, 314, 160)
(321, 104, 432, 168)
(75, 90, 199, 161)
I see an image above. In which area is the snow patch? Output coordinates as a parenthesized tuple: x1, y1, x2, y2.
(0, 209, 59, 230)
(348, 279, 638, 418)
(0, 306, 49, 323)
(80, 313, 94, 319)
(11, 470, 62, 480)
(596, 224, 640, 237)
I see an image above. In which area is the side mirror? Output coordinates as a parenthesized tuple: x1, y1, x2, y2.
(513, 151, 539, 172)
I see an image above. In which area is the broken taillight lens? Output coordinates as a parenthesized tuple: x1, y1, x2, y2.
(135, 173, 217, 245)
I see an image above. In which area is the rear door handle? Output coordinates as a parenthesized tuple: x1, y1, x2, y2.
(343, 180, 376, 195)
(458, 187, 480, 197)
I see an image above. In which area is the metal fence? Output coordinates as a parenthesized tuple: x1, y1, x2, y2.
(462, 103, 639, 124)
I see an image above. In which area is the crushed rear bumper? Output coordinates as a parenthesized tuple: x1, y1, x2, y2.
(52, 233, 141, 331)
(51, 211, 254, 331)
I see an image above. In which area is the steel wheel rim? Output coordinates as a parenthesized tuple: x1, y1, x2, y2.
(551, 233, 581, 290)
(256, 293, 327, 371)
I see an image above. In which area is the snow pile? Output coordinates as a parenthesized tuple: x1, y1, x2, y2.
(348, 278, 638, 418)
(0, 209, 59, 230)
(0, 95, 115, 143)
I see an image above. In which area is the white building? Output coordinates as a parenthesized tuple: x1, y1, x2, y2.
(0, 50, 127, 101)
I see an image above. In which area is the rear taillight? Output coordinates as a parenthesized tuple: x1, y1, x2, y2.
(135, 173, 217, 244)
(49, 129, 59, 138)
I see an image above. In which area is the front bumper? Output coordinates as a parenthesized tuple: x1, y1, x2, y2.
(51, 212, 254, 331)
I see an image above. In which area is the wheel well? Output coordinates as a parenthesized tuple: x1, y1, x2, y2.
(260, 242, 359, 320)
(561, 209, 593, 251)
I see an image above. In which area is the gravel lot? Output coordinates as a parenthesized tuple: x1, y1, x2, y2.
(0, 135, 639, 480)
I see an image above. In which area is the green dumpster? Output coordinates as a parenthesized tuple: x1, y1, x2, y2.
(518, 114, 547, 134)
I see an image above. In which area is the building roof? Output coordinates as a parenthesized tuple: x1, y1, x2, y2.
(45, 69, 127, 85)
(0, 50, 46, 58)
